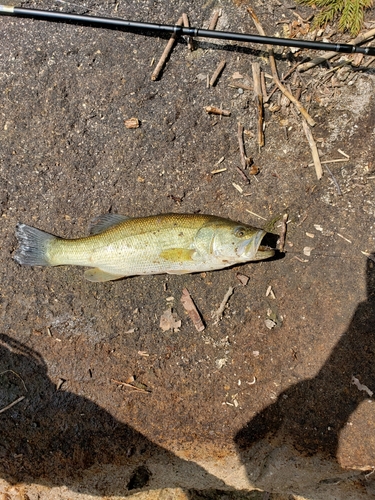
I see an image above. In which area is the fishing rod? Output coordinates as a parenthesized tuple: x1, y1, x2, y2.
(1, 4, 375, 56)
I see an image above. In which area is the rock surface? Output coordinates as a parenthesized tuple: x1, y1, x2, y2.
(0, 0, 375, 499)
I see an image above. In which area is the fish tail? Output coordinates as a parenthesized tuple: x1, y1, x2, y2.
(14, 223, 57, 266)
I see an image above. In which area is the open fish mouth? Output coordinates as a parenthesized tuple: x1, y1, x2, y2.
(237, 230, 276, 261)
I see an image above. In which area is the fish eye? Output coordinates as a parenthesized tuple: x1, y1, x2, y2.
(234, 227, 246, 238)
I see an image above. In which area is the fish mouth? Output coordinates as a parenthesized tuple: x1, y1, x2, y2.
(238, 230, 276, 261)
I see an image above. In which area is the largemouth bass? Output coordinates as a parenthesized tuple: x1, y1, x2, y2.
(14, 213, 275, 282)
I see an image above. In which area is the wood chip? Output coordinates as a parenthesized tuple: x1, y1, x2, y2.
(303, 246, 313, 256)
(236, 273, 249, 286)
(180, 288, 205, 331)
(210, 59, 226, 87)
(124, 117, 140, 129)
(205, 106, 231, 116)
(211, 287, 234, 324)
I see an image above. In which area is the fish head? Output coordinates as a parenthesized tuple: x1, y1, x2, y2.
(211, 221, 275, 263)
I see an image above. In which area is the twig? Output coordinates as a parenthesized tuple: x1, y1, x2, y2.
(247, 7, 315, 126)
(0, 369, 27, 392)
(181, 288, 205, 332)
(210, 59, 226, 86)
(205, 105, 231, 116)
(252, 62, 265, 148)
(245, 209, 267, 221)
(325, 164, 342, 195)
(112, 378, 151, 394)
(302, 119, 323, 180)
(228, 82, 253, 91)
(182, 13, 194, 51)
(208, 9, 221, 31)
(0, 396, 25, 414)
(235, 165, 250, 184)
(298, 27, 375, 72)
(237, 122, 250, 171)
(278, 213, 288, 252)
(308, 158, 348, 166)
(265, 60, 305, 103)
(151, 16, 183, 81)
(211, 287, 234, 324)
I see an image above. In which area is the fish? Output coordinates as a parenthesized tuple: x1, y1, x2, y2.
(14, 213, 275, 282)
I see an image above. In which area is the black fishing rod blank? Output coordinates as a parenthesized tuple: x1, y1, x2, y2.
(1, 4, 374, 56)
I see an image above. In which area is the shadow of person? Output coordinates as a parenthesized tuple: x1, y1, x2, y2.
(0, 334, 224, 496)
(234, 254, 375, 491)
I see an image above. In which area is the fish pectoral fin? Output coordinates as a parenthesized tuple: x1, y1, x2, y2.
(89, 213, 131, 235)
(84, 268, 126, 282)
(166, 269, 191, 275)
(159, 248, 196, 262)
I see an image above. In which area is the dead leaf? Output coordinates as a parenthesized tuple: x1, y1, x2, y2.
(159, 308, 181, 332)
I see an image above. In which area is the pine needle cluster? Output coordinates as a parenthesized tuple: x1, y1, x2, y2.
(294, 0, 374, 36)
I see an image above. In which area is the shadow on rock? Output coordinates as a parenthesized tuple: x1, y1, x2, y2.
(234, 254, 375, 493)
(0, 334, 223, 496)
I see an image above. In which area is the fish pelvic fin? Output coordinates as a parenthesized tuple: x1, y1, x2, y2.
(84, 268, 126, 282)
(14, 223, 57, 266)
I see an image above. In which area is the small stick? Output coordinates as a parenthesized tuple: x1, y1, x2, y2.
(308, 158, 348, 166)
(325, 164, 342, 195)
(302, 119, 323, 180)
(252, 61, 265, 148)
(112, 379, 151, 394)
(0, 395, 25, 414)
(212, 287, 234, 324)
(208, 9, 221, 31)
(265, 60, 304, 103)
(260, 70, 268, 101)
(237, 122, 250, 170)
(245, 209, 267, 221)
(210, 59, 226, 86)
(235, 165, 250, 184)
(278, 213, 288, 252)
(298, 27, 375, 72)
(182, 13, 194, 51)
(228, 82, 253, 91)
(205, 105, 231, 116)
(181, 288, 205, 332)
(151, 16, 183, 81)
(247, 7, 315, 126)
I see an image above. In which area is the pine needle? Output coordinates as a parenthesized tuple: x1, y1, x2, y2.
(295, 0, 374, 36)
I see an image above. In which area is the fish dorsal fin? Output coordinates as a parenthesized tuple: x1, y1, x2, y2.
(89, 214, 130, 235)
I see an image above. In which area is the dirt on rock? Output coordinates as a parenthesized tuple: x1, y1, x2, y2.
(0, 0, 375, 498)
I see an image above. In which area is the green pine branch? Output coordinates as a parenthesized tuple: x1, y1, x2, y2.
(294, 0, 374, 36)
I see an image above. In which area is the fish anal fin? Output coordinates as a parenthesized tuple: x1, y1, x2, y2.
(166, 269, 191, 275)
(159, 248, 196, 262)
(84, 268, 126, 282)
(89, 214, 131, 235)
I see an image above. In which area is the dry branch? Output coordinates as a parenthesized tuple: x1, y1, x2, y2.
(247, 7, 316, 127)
